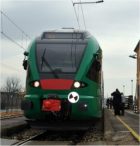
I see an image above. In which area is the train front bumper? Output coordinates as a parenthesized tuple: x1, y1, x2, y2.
(21, 94, 101, 120)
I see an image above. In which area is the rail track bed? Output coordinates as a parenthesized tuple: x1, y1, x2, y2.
(2, 119, 104, 145)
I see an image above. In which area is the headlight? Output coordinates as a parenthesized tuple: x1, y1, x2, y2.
(74, 81, 81, 88)
(72, 81, 87, 89)
(33, 81, 40, 87)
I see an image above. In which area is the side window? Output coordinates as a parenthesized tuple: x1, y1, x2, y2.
(87, 54, 102, 83)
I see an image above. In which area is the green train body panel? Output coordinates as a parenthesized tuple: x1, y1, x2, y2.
(24, 94, 101, 120)
(22, 30, 104, 121)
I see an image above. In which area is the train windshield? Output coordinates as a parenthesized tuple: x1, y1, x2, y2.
(36, 43, 86, 78)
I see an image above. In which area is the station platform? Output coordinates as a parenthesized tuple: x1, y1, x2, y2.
(104, 108, 140, 145)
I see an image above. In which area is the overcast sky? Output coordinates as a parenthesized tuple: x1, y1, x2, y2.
(0, 0, 139, 97)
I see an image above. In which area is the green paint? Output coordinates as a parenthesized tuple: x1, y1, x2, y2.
(23, 32, 103, 120)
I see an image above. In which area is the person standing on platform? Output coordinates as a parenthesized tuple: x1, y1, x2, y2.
(106, 98, 110, 109)
(109, 98, 113, 109)
(120, 93, 125, 116)
(111, 89, 121, 115)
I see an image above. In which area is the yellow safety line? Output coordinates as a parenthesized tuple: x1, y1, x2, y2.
(109, 109, 140, 142)
(116, 116, 140, 142)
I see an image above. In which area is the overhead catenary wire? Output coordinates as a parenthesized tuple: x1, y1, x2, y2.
(1, 31, 26, 51)
(72, 0, 104, 30)
(77, 3, 80, 25)
(1, 11, 3, 34)
(70, 0, 81, 29)
(0, 10, 31, 40)
(73, 0, 104, 5)
(79, 0, 86, 30)
(1, 62, 21, 73)
(0, 10, 30, 51)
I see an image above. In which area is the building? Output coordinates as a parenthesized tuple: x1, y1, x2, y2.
(134, 40, 140, 112)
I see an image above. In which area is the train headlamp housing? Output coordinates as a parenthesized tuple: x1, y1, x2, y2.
(34, 81, 40, 87)
(72, 81, 87, 89)
(30, 81, 40, 88)
(74, 81, 80, 88)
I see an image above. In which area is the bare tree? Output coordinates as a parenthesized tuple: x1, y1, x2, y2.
(3, 77, 22, 93)
(1, 77, 22, 111)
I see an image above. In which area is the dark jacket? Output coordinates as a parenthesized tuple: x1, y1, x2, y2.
(111, 91, 121, 106)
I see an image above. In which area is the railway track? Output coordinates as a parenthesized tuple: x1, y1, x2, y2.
(8, 119, 103, 145)
(10, 129, 87, 145)
(11, 131, 47, 146)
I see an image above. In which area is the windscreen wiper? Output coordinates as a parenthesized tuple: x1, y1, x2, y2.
(41, 48, 46, 70)
(41, 48, 59, 78)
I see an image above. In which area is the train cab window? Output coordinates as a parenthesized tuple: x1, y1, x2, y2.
(36, 43, 86, 79)
(87, 58, 101, 83)
(41, 32, 84, 39)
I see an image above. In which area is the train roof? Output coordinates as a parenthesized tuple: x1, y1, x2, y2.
(35, 29, 92, 42)
(41, 28, 90, 34)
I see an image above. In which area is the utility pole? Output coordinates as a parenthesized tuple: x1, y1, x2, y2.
(123, 85, 125, 95)
(131, 80, 133, 96)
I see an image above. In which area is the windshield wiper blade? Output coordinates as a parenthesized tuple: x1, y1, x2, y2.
(41, 48, 46, 70)
(41, 48, 59, 78)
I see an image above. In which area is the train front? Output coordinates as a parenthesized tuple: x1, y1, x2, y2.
(21, 30, 103, 129)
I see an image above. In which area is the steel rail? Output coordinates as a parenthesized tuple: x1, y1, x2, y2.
(11, 131, 46, 146)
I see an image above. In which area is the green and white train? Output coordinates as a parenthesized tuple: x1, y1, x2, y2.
(21, 29, 104, 130)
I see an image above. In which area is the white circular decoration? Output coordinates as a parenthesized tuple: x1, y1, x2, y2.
(68, 91, 79, 103)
